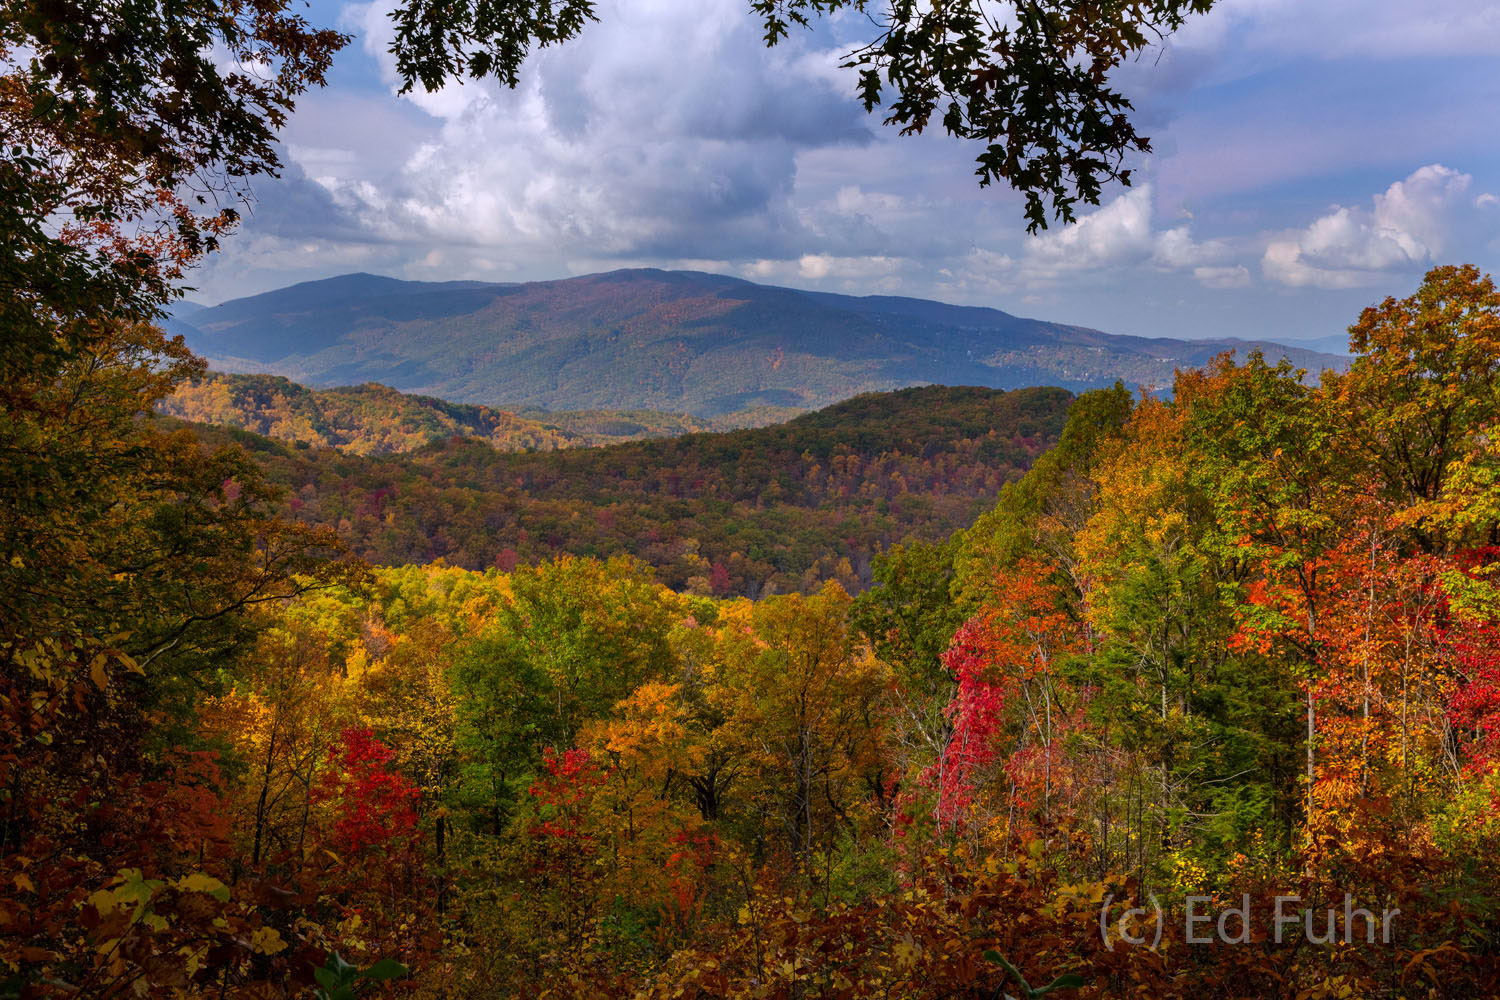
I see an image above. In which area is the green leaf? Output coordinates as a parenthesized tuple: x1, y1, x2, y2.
(360, 959, 410, 981)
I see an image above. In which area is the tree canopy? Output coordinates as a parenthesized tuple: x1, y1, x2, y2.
(16, 0, 1500, 995)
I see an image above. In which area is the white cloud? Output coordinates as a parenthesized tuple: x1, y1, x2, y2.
(1153, 224, 1233, 271)
(317, 0, 873, 262)
(796, 253, 900, 280)
(1262, 165, 1489, 288)
(1009, 184, 1236, 287)
(740, 253, 905, 290)
(1192, 265, 1251, 289)
(1023, 185, 1156, 272)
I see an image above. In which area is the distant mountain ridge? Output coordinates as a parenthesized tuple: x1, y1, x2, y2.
(170, 269, 1347, 416)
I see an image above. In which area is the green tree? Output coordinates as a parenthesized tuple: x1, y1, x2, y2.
(450, 631, 556, 836)
(1178, 352, 1353, 827)
(956, 381, 1134, 601)
(854, 538, 967, 700)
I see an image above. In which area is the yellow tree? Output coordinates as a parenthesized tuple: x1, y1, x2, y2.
(1332, 264, 1500, 553)
(200, 623, 351, 875)
(713, 584, 886, 861)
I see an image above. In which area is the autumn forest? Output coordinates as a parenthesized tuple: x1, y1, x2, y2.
(6, 1, 1500, 998)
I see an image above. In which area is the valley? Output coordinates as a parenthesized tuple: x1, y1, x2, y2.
(175, 383, 1072, 595)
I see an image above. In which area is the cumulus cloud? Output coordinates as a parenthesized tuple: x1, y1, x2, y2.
(1010, 184, 1235, 286)
(1022, 186, 1156, 272)
(315, 0, 870, 263)
(1262, 165, 1492, 288)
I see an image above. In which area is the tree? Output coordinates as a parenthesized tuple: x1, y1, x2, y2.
(711, 585, 886, 857)
(498, 555, 681, 742)
(1076, 392, 1302, 877)
(1331, 264, 1500, 552)
(855, 539, 967, 697)
(2, 8, 357, 988)
(955, 381, 1134, 603)
(1179, 352, 1353, 827)
(1, 0, 347, 376)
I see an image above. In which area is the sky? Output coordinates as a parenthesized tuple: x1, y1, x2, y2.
(191, 0, 1500, 343)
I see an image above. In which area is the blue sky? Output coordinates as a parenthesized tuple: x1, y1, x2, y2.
(191, 0, 1500, 344)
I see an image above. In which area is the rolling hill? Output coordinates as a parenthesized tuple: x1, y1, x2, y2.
(157, 373, 793, 456)
(173, 384, 1073, 595)
(169, 269, 1345, 416)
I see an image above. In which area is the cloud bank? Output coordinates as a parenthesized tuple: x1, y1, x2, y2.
(1263, 166, 1495, 288)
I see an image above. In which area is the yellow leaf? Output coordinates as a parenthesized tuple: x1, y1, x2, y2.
(90, 654, 109, 690)
(13, 874, 34, 893)
(250, 926, 287, 955)
(174, 873, 231, 903)
(86, 889, 118, 915)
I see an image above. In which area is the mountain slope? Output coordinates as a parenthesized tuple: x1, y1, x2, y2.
(158, 373, 778, 455)
(173, 268, 1345, 416)
(176, 384, 1072, 595)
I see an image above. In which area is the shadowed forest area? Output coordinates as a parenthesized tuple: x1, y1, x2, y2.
(171, 383, 1070, 594)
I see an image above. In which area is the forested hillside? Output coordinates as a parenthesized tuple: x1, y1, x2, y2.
(178, 384, 1072, 594)
(159, 373, 772, 455)
(169, 269, 1345, 414)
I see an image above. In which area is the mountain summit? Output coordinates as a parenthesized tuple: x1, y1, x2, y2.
(172, 268, 1345, 416)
